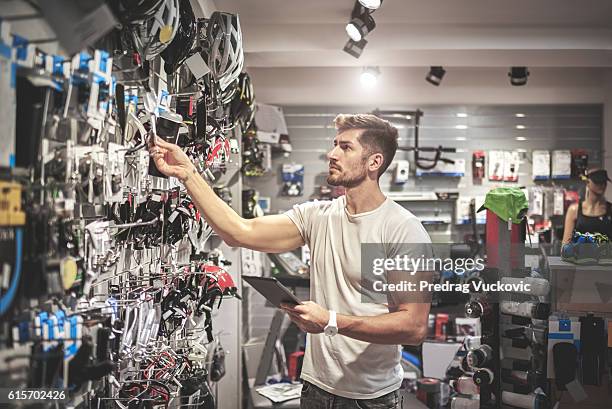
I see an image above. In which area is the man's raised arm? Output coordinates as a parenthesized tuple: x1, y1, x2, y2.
(151, 136, 304, 253)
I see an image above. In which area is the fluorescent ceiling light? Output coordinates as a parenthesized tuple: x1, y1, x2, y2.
(516, 136, 527, 141)
(516, 125, 526, 130)
(456, 137, 466, 141)
(455, 125, 468, 130)
(515, 113, 526, 118)
(456, 113, 468, 118)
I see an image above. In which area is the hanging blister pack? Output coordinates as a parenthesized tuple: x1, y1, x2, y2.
(106, 143, 126, 203)
(1, 8, 248, 407)
(73, 145, 107, 203)
(11, 34, 35, 68)
(87, 50, 114, 129)
(553, 188, 565, 216)
(0, 30, 16, 168)
(281, 163, 304, 196)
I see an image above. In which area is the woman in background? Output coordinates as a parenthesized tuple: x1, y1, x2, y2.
(562, 168, 612, 243)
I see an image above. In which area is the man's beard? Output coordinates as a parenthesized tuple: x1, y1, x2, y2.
(327, 166, 367, 188)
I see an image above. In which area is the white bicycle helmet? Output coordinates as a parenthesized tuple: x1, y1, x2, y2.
(203, 12, 244, 91)
(131, 0, 180, 60)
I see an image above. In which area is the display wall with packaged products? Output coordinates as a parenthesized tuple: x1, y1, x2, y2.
(1, 1, 612, 409)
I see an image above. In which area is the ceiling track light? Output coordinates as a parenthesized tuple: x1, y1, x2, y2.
(359, 0, 383, 10)
(426, 66, 446, 86)
(343, 38, 368, 59)
(345, 2, 376, 42)
(509, 67, 529, 86)
(360, 66, 380, 88)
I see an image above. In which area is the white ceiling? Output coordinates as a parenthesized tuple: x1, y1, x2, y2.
(213, 0, 612, 68)
(207, 0, 612, 105)
(3, 0, 612, 105)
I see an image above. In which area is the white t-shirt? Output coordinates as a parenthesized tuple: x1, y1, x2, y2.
(284, 195, 432, 399)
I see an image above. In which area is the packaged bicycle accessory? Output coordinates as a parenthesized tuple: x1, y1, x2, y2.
(472, 151, 485, 182)
(281, 163, 304, 196)
(149, 111, 184, 178)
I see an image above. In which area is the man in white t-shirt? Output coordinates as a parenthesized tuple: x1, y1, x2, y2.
(151, 114, 432, 408)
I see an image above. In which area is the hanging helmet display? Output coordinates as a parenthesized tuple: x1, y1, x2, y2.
(201, 12, 244, 91)
(161, 0, 198, 75)
(112, 0, 166, 23)
(131, 0, 181, 60)
(220, 77, 240, 106)
(230, 72, 256, 131)
(7, 0, 266, 406)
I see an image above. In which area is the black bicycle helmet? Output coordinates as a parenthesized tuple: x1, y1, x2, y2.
(161, 0, 197, 74)
(230, 72, 255, 131)
(131, 0, 180, 60)
(110, 0, 165, 23)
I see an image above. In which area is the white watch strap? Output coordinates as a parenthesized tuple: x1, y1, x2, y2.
(328, 310, 337, 327)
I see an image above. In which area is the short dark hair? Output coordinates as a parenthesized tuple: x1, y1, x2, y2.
(334, 114, 399, 177)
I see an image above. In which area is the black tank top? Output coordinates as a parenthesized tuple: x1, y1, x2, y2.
(575, 201, 612, 238)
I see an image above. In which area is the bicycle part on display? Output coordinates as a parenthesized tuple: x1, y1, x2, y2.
(374, 109, 457, 170)
(2, 3, 247, 407)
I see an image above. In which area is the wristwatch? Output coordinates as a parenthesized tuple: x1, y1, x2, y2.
(324, 310, 338, 337)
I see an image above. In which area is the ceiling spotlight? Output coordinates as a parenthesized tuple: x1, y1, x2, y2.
(456, 137, 467, 141)
(426, 66, 446, 86)
(509, 67, 529, 86)
(515, 113, 526, 118)
(345, 3, 376, 42)
(516, 125, 526, 130)
(456, 113, 468, 118)
(360, 66, 380, 88)
(455, 125, 468, 130)
(516, 136, 527, 141)
(359, 0, 383, 10)
(343, 38, 368, 59)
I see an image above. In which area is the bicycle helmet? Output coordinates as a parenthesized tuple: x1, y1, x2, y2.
(220, 77, 239, 106)
(161, 0, 197, 74)
(230, 72, 255, 131)
(111, 0, 165, 23)
(131, 0, 180, 60)
(202, 12, 244, 91)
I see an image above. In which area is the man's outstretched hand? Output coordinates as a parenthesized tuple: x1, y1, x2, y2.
(280, 301, 330, 334)
(149, 135, 195, 182)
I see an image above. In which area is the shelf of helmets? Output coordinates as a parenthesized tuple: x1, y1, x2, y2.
(1, 9, 248, 409)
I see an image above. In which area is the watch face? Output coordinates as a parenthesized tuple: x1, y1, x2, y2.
(325, 326, 338, 336)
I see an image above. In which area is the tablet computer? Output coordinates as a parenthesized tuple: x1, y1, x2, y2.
(242, 276, 302, 308)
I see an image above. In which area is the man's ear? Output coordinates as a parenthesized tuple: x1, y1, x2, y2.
(369, 152, 384, 172)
